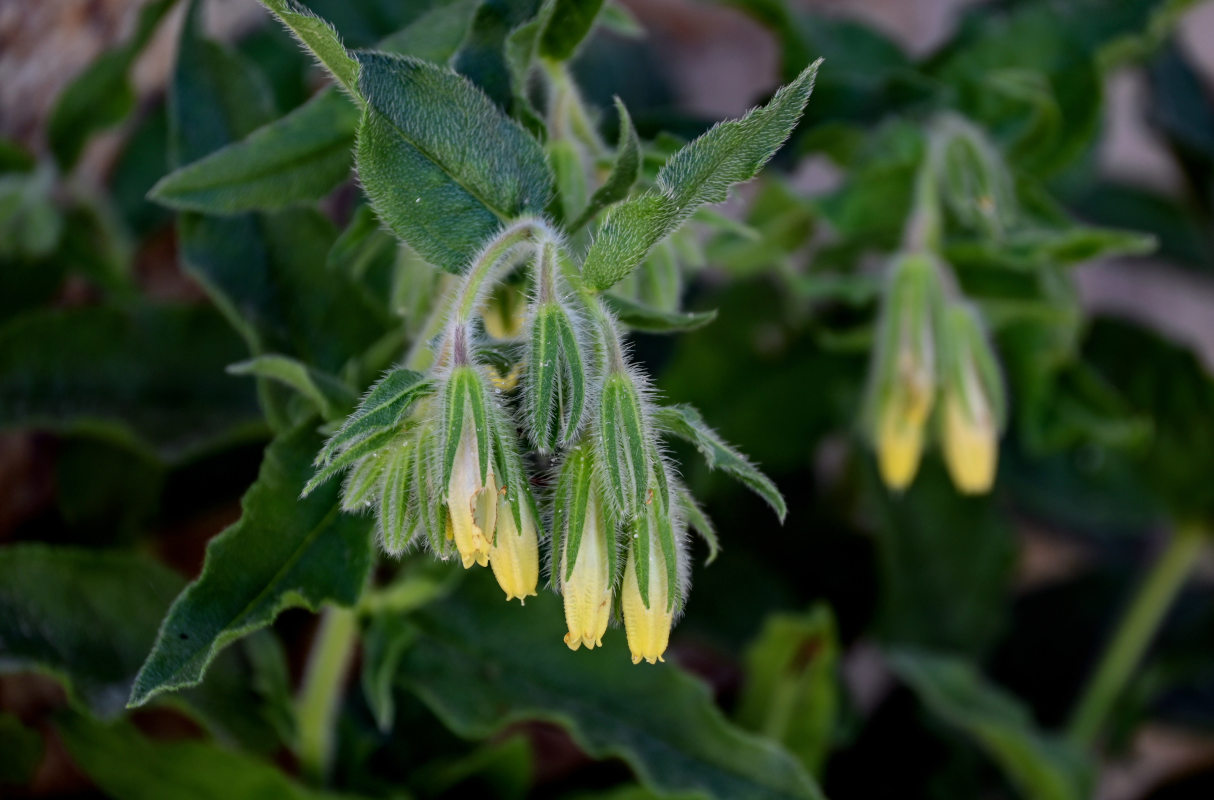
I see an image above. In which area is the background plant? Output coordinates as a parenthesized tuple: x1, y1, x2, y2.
(2, 0, 1214, 798)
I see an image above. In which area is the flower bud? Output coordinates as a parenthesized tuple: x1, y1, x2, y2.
(557, 445, 615, 651)
(940, 304, 1004, 494)
(442, 367, 497, 568)
(621, 500, 678, 665)
(526, 300, 587, 452)
(489, 490, 540, 603)
(865, 253, 942, 491)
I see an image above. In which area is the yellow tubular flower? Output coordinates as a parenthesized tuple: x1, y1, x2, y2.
(490, 496, 539, 603)
(447, 424, 494, 568)
(621, 543, 673, 665)
(877, 400, 925, 491)
(942, 377, 996, 495)
(561, 492, 612, 651)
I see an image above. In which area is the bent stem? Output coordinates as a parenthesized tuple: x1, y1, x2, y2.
(1066, 522, 1206, 748)
(296, 605, 359, 783)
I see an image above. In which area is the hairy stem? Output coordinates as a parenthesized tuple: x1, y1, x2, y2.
(1067, 522, 1206, 748)
(296, 605, 359, 782)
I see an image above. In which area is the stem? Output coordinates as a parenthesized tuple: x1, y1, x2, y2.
(545, 60, 605, 156)
(452, 218, 550, 326)
(296, 605, 359, 783)
(1066, 522, 1206, 748)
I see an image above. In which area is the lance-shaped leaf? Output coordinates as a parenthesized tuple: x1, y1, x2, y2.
(228, 354, 355, 422)
(582, 59, 820, 291)
(128, 425, 375, 708)
(655, 403, 787, 522)
(603, 293, 717, 333)
(889, 648, 1093, 800)
(570, 98, 641, 231)
(259, 0, 360, 96)
(150, 88, 359, 214)
(597, 372, 650, 518)
(354, 52, 553, 273)
(539, 0, 606, 61)
(48, 0, 176, 169)
(389, 571, 827, 799)
(58, 715, 359, 800)
(0, 546, 283, 752)
(309, 367, 432, 485)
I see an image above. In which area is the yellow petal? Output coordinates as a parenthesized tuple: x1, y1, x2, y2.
(447, 425, 491, 568)
(943, 393, 996, 494)
(489, 498, 539, 603)
(877, 402, 925, 491)
(561, 493, 611, 650)
(622, 547, 673, 666)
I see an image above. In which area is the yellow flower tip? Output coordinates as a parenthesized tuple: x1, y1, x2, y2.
(563, 632, 582, 651)
(622, 547, 674, 667)
(490, 500, 539, 605)
(943, 394, 997, 495)
(631, 652, 642, 665)
(560, 493, 612, 656)
(877, 406, 924, 491)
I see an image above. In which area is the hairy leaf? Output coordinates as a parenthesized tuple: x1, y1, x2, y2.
(539, 0, 605, 61)
(655, 404, 787, 521)
(393, 572, 826, 799)
(570, 98, 641, 231)
(582, 60, 820, 290)
(128, 425, 375, 707)
(227, 354, 356, 421)
(259, 0, 361, 96)
(354, 52, 553, 273)
(603, 293, 717, 333)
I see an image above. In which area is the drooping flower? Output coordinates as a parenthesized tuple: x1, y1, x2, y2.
(490, 492, 539, 603)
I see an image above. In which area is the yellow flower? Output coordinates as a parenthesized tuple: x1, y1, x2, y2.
(489, 495, 539, 603)
(561, 491, 612, 651)
(876, 355, 934, 491)
(621, 543, 673, 665)
(942, 379, 996, 494)
(447, 424, 495, 568)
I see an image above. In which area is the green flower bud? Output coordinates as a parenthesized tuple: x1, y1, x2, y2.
(597, 371, 652, 518)
(526, 300, 587, 452)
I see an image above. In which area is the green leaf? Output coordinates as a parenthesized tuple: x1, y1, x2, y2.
(0, 304, 263, 463)
(582, 59, 819, 290)
(539, 0, 605, 61)
(453, 0, 544, 110)
(228, 354, 356, 421)
(150, 87, 359, 213)
(0, 545, 282, 751)
(259, 0, 361, 96)
(378, 0, 481, 63)
(128, 425, 375, 708)
(570, 98, 641, 231)
(47, 0, 176, 169)
(0, 713, 42, 786)
(354, 52, 553, 273)
(391, 571, 827, 800)
(58, 714, 359, 800)
(736, 607, 840, 778)
(603, 293, 717, 333)
(869, 461, 1015, 656)
(655, 404, 787, 522)
(889, 648, 1093, 800)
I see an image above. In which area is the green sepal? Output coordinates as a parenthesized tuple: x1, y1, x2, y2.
(488, 402, 526, 534)
(527, 304, 563, 451)
(598, 372, 650, 518)
(340, 455, 387, 513)
(413, 426, 447, 558)
(310, 427, 397, 500)
(441, 367, 492, 491)
(556, 443, 596, 582)
(676, 486, 719, 565)
(316, 368, 432, 465)
(651, 455, 680, 611)
(654, 403, 787, 522)
(941, 303, 1006, 429)
(378, 442, 417, 555)
(554, 305, 588, 444)
(631, 508, 653, 609)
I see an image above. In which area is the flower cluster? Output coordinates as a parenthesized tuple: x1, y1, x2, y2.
(308, 218, 724, 665)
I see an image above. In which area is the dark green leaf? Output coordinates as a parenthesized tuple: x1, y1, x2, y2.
(58, 714, 358, 800)
(393, 572, 826, 800)
(655, 404, 787, 521)
(453, 0, 544, 109)
(0, 545, 281, 751)
(151, 87, 358, 213)
(736, 607, 840, 778)
(889, 648, 1093, 800)
(47, 0, 176, 169)
(128, 425, 375, 707)
(0, 304, 263, 463)
(354, 52, 553, 273)
(315, 368, 432, 467)
(603, 293, 717, 333)
(539, 0, 605, 61)
(378, 0, 481, 63)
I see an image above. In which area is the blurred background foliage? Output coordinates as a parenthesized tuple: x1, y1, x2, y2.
(2, 0, 1214, 798)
